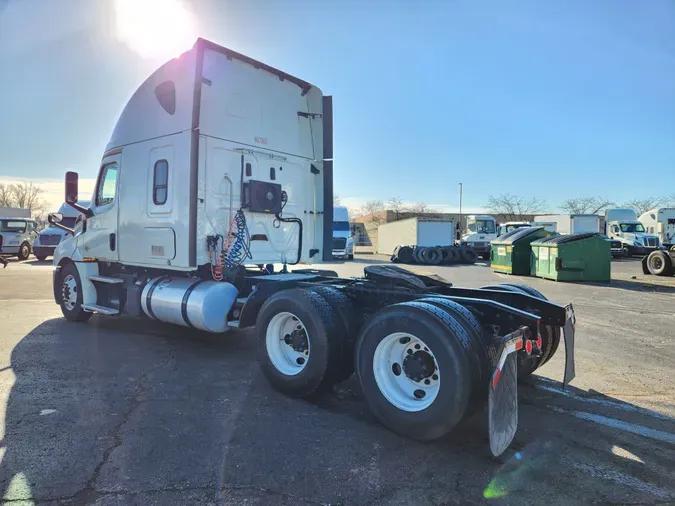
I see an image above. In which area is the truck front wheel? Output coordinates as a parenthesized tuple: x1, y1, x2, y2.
(58, 263, 93, 322)
(17, 242, 31, 261)
(355, 301, 471, 441)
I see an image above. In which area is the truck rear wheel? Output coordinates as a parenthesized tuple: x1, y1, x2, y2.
(647, 251, 674, 276)
(355, 301, 471, 441)
(58, 263, 93, 323)
(256, 288, 344, 398)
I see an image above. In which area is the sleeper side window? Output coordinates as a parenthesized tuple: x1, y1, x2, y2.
(153, 160, 169, 205)
(96, 163, 118, 207)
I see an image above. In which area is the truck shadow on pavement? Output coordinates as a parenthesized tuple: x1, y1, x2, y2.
(0, 317, 673, 504)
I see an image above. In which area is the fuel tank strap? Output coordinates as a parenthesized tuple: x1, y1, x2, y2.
(181, 280, 205, 328)
(146, 275, 169, 320)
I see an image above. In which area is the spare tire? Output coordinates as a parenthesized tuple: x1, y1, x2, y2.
(422, 247, 442, 265)
(459, 247, 478, 264)
(397, 246, 414, 264)
(413, 247, 426, 264)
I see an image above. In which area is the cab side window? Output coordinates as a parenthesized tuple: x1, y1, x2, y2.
(153, 160, 169, 205)
(96, 163, 118, 207)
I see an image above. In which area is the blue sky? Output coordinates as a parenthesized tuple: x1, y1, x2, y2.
(0, 0, 673, 212)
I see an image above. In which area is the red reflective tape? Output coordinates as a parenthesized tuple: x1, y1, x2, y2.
(515, 340, 523, 351)
(492, 369, 502, 388)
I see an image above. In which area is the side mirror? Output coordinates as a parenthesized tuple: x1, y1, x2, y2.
(48, 213, 63, 225)
(65, 171, 79, 204)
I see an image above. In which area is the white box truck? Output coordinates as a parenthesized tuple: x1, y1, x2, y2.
(47, 38, 576, 456)
(378, 217, 455, 255)
(639, 208, 675, 250)
(332, 205, 353, 259)
(605, 208, 660, 257)
(534, 214, 599, 235)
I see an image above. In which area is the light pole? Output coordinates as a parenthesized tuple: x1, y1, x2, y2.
(458, 182, 463, 241)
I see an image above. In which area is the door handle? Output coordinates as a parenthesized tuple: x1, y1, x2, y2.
(109, 233, 116, 252)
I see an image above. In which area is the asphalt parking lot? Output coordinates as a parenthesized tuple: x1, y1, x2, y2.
(0, 256, 673, 505)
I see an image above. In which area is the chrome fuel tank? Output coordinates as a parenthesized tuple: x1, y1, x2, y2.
(141, 277, 238, 333)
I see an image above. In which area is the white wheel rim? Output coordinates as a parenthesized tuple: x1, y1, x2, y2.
(266, 312, 310, 376)
(373, 332, 440, 412)
(61, 274, 78, 311)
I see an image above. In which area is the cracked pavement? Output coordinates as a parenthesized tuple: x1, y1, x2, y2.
(0, 257, 673, 505)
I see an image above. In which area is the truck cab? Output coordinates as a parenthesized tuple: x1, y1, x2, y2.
(639, 208, 675, 250)
(33, 201, 90, 261)
(460, 215, 496, 259)
(332, 206, 354, 260)
(0, 217, 38, 260)
(605, 208, 660, 256)
(496, 221, 530, 237)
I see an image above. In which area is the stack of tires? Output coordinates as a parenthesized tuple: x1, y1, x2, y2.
(391, 245, 478, 266)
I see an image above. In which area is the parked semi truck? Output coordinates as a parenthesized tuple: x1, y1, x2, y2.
(639, 208, 675, 250)
(332, 205, 353, 259)
(604, 209, 660, 257)
(33, 201, 90, 261)
(48, 38, 576, 456)
(460, 215, 496, 259)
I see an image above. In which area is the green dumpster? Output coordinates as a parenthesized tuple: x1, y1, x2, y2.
(490, 226, 555, 275)
(531, 233, 611, 282)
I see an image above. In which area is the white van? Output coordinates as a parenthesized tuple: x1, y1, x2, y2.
(332, 206, 354, 259)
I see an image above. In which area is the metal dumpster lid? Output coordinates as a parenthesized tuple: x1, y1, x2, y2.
(533, 232, 600, 245)
(493, 226, 544, 244)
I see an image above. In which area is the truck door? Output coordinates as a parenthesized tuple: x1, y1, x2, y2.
(80, 155, 120, 261)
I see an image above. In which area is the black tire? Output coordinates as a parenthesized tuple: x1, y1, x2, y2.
(459, 247, 478, 264)
(17, 242, 31, 261)
(355, 301, 471, 441)
(647, 251, 674, 276)
(256, 288, 344, 397)
(348, 254, 354, 261)
(309, 286, 359, 382)
(442, 247, 459, 264)
(412, 247, 425, 264)
(58, 263, 93, 323)
(481, 283, 560, 373)
(397, 246, 414, 264)
(35, 255, 48, 262)
(622, 246, 631, 258)
(419, 298, 489, 408)
(422, 247, 442, 265)
(670, 245, 675, 253)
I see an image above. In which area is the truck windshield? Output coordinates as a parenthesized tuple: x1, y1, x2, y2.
(620, 223, 645, 233)
(333, 221, 350, 232)
(0, 220, 27, 233)
(469, 220, 495, 234)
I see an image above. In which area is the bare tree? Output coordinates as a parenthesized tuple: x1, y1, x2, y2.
(0, 183, 13, 207)
(351, 200, 386, 224)
(560, 197, 615, 214)
(387, 197, 407, 220)
(486, 194, 546, 221)
(408, 202, 430, 214)
(7, 182, 48, 218)
(622, 197, 665, 217)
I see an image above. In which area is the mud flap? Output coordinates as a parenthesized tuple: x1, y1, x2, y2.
(562, 304, 576, 388)
(488, 329, 526, 457)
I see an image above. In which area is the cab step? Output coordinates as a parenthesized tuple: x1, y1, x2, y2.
(81, 304, 120, 315)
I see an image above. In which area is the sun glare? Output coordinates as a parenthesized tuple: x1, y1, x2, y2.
(114, 0, 197, 61)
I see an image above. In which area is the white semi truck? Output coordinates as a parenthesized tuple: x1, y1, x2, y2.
(33, 201, 90, 261)
(639, 208, 675, 250)
(332, 205, 354, 259)
(460, 215, 497, 259)
(48, 38, 575, 456)
(604, 209, 660, 257)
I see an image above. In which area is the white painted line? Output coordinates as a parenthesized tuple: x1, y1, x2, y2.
(39, 409, 56, 416)
(535, 383, 674, 422)
(568, 460, 671, 499)
(549, 406, 675, 445)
